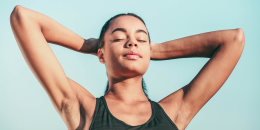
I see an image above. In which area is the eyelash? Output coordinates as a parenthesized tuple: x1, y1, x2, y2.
(138, 40, 147, 42)
(113, 39, 147, 43)
(113, 39, 122, 42)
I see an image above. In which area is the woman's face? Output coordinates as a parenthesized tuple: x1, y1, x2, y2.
(98, 15, 151, 79)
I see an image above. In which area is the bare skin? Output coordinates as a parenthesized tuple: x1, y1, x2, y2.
(10, 5, 245, 130)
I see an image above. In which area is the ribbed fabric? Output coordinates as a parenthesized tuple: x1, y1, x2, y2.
(89, 96, 179, 130)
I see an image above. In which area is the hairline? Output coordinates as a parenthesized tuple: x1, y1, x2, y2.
(98, 13, 151, 49)
(105, 16, 149, 40)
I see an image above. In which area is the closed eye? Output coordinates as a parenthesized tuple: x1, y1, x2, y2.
(113, 39, 146, 43)
(138, 40, 147, 42)
(113, 39, 123, 42)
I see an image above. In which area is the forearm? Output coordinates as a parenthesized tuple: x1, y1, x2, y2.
(11, 5, 86, 53)
(151, 29, 241, 60)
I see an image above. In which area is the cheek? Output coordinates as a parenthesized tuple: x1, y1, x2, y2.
(141, 44, 151, 59)
(139, 45, 151, 69)
(104, 44, 122, 64)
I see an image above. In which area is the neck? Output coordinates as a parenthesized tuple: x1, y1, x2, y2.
(106, 75, 148, 103)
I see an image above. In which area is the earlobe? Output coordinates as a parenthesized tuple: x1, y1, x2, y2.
(98, 48, 105, 64)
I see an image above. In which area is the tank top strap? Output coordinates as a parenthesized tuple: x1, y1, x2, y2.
(88, 96, 101, 130)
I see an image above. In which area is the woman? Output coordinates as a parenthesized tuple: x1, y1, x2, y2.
(10, 5, 245, 130)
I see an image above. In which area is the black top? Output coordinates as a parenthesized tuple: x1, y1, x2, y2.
(89, 96, 179, 130)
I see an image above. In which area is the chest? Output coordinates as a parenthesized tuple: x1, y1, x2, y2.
(106, 100, 153, 126)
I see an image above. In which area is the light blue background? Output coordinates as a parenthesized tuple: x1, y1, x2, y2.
(1, 0, 259, 129)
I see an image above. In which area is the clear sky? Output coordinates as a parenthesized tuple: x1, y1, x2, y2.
(1, 0, 259, 129)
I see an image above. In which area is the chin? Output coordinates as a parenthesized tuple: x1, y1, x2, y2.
(108, 57, 150, 78)
(120, 64, 148, 77)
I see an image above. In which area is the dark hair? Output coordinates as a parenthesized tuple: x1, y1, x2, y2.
(99, 13, 150, 99)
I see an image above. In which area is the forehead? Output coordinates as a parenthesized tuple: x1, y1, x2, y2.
(108, 15, 147, 32)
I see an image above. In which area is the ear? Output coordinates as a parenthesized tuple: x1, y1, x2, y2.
(97, 48, 105, 64)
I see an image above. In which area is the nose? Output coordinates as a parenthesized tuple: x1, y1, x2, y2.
(126, 40, 138, 48)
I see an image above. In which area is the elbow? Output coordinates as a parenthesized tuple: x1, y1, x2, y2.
(234, 28, 245, 46)
(10, 5, 28, 26)
(10, 5, 23, 22)
(233, 28, 245, 46)
(225, 28, 245, 53)
(234, 28, 245, 52)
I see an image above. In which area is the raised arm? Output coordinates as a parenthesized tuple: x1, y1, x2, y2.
(154, 29, 245, 129)
(10, 5, 97, 129)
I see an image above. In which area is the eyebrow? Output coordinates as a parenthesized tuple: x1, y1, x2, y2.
(111, 28, 148, 35)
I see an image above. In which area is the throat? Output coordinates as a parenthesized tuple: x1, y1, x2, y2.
(106, 76, 148, 103)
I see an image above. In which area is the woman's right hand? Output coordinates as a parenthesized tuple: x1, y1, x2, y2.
(80, 38, 99, 56)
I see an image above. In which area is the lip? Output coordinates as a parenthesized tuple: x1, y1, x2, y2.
(123, 51, 142, 60)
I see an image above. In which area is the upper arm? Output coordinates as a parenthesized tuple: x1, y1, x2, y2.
(10, 6, 97, 129)
(159, 29, 245, 128)
(10, 5, 79, 112)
